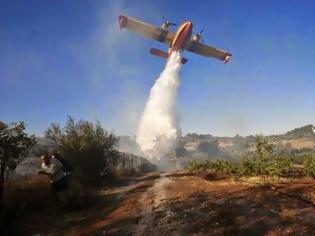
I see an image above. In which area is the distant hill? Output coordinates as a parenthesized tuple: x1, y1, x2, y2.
(177, 124, 314, 160)
(112, 125, 314, 162)
(282, 124, 314, 139)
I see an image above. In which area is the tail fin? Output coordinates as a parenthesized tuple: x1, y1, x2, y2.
(150, 48, 188, 64)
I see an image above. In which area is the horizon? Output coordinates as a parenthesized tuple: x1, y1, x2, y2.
(33, 120, 312, 139)
(1, 0, 314, 137)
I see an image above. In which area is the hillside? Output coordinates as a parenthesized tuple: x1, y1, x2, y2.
(115, 125, 314, 165)
(177, 124, 314, 161)
(282, 125, 314, 139)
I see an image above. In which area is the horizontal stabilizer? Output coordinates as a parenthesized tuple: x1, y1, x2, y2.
(150, 48, 188, 64)
(150, 48, 168, 58)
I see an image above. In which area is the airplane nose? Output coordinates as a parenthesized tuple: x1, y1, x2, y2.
(187, 21, 193, 28)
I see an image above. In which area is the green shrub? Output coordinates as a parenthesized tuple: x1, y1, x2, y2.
(45, 117, 119, 187)
(234, 156, 293, 179)
(303, 156, 315, 178)
(254, 134, 277, 159)
(234, 158, 256, 179)
(187, 159, 235, 174)
(277, 157, 293, 175)
(211, 160, 234, 174)
(187, 160, 208, 171)
(188, 156, 294, 180)
(187, 136, 296, 180)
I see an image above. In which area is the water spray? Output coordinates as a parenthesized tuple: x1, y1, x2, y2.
(136, 51, 182, 161)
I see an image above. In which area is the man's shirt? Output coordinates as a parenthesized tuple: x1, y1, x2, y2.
(41, 158, 65, 183)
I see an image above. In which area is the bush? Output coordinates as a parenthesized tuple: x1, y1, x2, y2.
(210, 160, 235, 174)
(187, 159, 235, 174)
(303, 156, 315, 178)
(187, 160, 208, 171)
(45, 117, 119, 187)
(277, 157, 293, 175)
(254, 134, 276, 159)
(188, 156, 294, 180)
(233, 156, 293, 180)
(187, 135, 297, 181)
(234, 158, 256, 179)
(234, 135, 291, 178)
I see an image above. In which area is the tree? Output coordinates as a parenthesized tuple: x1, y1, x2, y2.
(44, 123, 63, 144)
(254, 134, 276, 160)
(0, 121, 35, 214)
(45, 117, 119, 187)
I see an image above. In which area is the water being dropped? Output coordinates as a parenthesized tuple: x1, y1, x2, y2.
(136, 51, 182, 161)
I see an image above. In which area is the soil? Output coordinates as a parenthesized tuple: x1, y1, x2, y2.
(6, 170, 315, 235)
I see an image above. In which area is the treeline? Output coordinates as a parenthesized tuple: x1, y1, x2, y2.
(184, 124, 314, 140)
(283, 124, 314, 139)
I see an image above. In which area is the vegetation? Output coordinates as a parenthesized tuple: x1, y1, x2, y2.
(303, 156, 315, 178)
(4, 175, 51, 219)
(181, 124, 314, 159)
(45, 117, 119, 187)
(188, 135, 296, 181)
(0, 121, 35, 214)
(0, 117, 120, 233)
(284, 124, 314, 139)
(188, 159, 235, 174)
(2, 122, 315, 234)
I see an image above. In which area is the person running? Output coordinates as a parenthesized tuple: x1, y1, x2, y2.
(39, 153, 69, 194)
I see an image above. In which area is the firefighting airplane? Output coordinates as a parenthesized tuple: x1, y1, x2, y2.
(118, 15, 232, 64)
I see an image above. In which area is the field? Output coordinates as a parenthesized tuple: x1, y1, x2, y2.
(2, 126, 314, 235)
(4, 169, 315, 235)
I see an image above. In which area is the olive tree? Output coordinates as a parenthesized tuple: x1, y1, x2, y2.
(45, 117, 119, 187)
(0, 121, 35, 213)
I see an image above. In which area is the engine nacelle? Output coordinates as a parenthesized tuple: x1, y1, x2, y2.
(224, 55, 231, 64)
(118, 15, 127, 29)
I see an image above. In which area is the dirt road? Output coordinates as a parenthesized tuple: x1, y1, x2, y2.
(12, 170, 315, 235)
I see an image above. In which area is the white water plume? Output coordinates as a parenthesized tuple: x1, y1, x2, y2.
(136, 51, 182, 160)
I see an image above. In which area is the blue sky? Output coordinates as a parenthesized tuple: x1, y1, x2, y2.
(1, 0, 314, 136)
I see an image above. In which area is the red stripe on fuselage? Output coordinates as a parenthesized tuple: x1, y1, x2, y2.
(170, 21, 192, 52)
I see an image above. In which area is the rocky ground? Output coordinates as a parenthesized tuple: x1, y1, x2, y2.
(8, 170, 315, 235)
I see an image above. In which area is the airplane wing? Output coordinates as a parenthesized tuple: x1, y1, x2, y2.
(187, 41, 232, 63)
(119, 15, 175, 45)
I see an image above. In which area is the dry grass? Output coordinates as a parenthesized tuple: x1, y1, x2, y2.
(4, 175, 52, 218)
(280, 138, 314, 150)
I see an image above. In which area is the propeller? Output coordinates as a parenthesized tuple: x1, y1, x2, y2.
(196, 29, 204, 43)
(168, 22, 177, 26)
(162, 16, 177, 26)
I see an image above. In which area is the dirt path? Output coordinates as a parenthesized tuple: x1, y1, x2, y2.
(11, 170, 315, 235)
(78, 171, 315, 235)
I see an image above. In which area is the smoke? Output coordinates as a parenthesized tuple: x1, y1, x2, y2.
(116, 136, 144, 156)
(136, 51, 182, 160)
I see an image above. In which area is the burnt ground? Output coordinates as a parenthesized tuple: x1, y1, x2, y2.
(6, 171, 315, 235)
